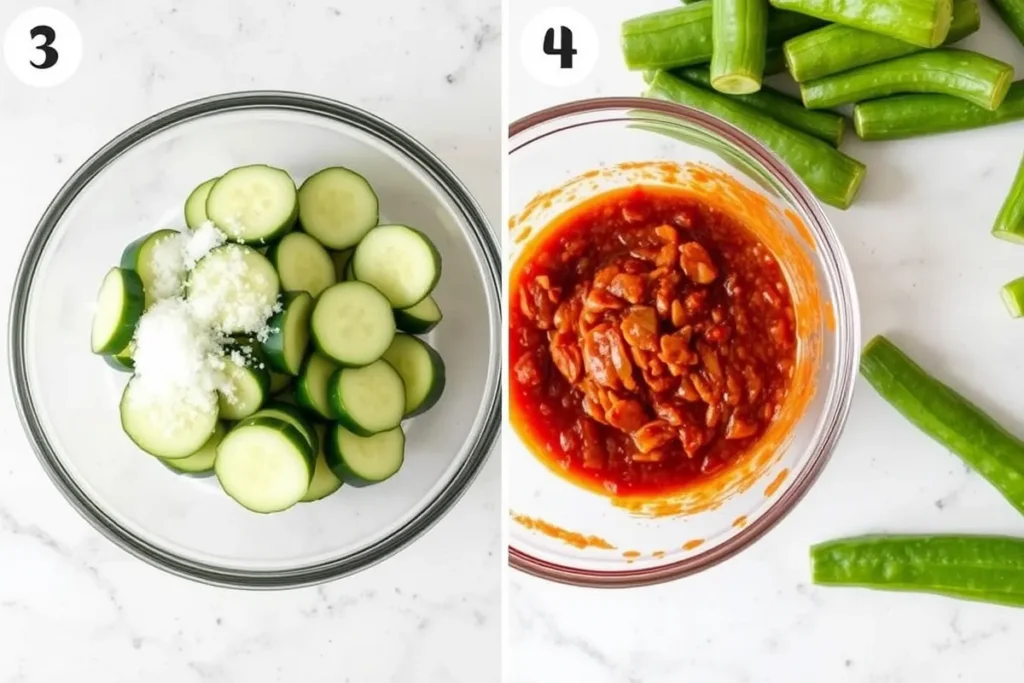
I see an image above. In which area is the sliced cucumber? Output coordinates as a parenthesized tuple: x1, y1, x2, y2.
(310, 281, 395, 366)
(104, 344, 135, 372)
(119, 228, 182, 305)
(184, 176, 218, 229)
(352, 224, 441, 308)
(217, 353, 270, 420)
(325, 424, 405, 484)
(266, 232, 335, 297)
(215, 417, 314, 513)
(161, 422, 225, 475)
(295, 351, 338, 419)
(187, 244, 280, 334)
(297, 167, 379, 249)
(331, 248, 354, 282)
(120, 378, 220, 459)
(329, 360, 406, 436)
(301, 424, 343, 502)
(261, 291, 313, 375)
(91, 267, 144, 354)
(394, 295, 443, 334)
(269, 370, 293, 395)
(205, 164, 298, 244)
(249, 401, 318, 452)
(381, 334, 446, 417)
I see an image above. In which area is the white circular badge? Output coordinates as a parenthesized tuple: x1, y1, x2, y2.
(519, 7, 598, 88)
(4, 7, 82, 88)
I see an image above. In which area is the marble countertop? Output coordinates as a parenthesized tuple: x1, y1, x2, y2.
(509, 1, 1024, 682)
(0, 1, 500, 682)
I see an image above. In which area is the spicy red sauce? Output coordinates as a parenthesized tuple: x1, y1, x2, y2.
(509, 186, 796, 497)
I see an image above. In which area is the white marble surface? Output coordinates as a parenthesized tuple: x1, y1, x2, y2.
(509, 1, 1024, 681)
(0, 1, 500, 681)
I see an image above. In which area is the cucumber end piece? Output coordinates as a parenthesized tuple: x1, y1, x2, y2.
(710, 73, 761, 96)
(928, 0, 954, 48)
(991, 229, 1024, 246)
(1001, 280, 1024, 318)
(986, 69, 1015, 112)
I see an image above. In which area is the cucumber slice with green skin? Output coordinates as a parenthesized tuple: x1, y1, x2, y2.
(992, 155, 1024, 244)
(331, 248, 354, 282)
(184, 177, 219, 230)
(853, 80, 1024, 140)
(120, 378, 220, 459)
(215, 417, 314, 513)
(328, 360, 406, 436)
(352, 225, 441, 308)
(1002, 277, 1024, 318)
(295, 351, 339, 419)
(860, 335, 1024, 516)
(205, 164, 298, 244)
(104, 345, 135, 372)
(187, 245, 280, 334)
(301, 424, 343, 502)
(381, 334, 446, 417)
(311, 281, 396, 366)
(782, 0, 981, 83)
(325, 424, 405, 485)
(269, 370, 293, 395)
(710, 0, 768, 95)
(394, 295, 443, 334)
(812, 535, 1024, 608)
(266, 232, 336, 296)
(248, 401, 318, 452)
(91, 267, 145, 354)
(297, 167, 379, 250)
(161, 422, 225, 475)
(217, 354, 270, 420)
(645, 71, 866, 209)
(261, 291, 313, 375)
(119, 228, 181, 305)
(800, 49, 1014, 112)
(768, 0, 953, 49)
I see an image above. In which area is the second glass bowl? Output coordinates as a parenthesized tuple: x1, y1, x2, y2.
(506, 98, 859, 587)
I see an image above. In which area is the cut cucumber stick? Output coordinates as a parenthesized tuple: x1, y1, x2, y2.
(205, 165, 298, 243)
(860, 335, 1024, 516)
(298, 167, 379, 249)
(800, 49, 1014, 111)
(710, 0, 768, 95)
(992, 154, 1024, 244)
(769, 0, 953, 48)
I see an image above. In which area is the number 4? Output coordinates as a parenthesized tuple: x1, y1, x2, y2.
(543, 26, 576, 69)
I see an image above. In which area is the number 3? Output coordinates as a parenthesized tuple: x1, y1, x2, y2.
(30, 25, 58, 69)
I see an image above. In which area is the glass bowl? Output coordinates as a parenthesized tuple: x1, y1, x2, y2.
(9, 91, 501, 589)
(507, 98, 859, 587)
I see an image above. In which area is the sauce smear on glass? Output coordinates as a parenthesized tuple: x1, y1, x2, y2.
(509, 185, 796, 497)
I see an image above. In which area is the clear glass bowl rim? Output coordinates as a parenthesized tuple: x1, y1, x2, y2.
(507, 97, 860, 588)
(8, 90, 502, 590)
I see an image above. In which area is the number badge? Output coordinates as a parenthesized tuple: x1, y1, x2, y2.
(4, 7, 82, 87)
(520, 7, 599, 88)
